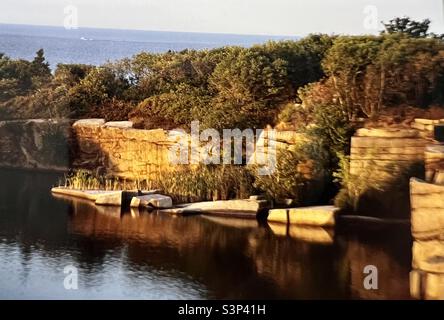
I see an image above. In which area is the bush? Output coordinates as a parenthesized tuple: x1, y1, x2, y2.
(253, 146, 325, 205)
(87, 98, 135, 122)
(129, 83, 210, 130)
(334, 152, 424, 218)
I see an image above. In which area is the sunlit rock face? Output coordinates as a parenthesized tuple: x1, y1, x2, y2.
(348, 127, 429, 218)
(425, 144, 444, 183)
(412, 240, 444, 273)
(410, 178, 444, 240)
(268, 206, 337, 227)
(411, 244, 444, 300)
(0, 119, 313, 181)
(72, 120, 174, 180)
(0, 119, 72, 171)
(410, 270, 444, 300)
(0, 118, 177, 179)
(410, 178, 444, 300)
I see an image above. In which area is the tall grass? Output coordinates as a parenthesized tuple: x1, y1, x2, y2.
(58, 165, 256, 203)
(158, 165, 255, 203)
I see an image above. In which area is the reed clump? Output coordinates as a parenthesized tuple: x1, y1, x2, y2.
(58, 165, 256, 203)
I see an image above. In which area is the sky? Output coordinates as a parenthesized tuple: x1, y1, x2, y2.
(1, 0, 444, 36)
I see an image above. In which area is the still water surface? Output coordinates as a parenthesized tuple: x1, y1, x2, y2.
(0, 169, 412, 299)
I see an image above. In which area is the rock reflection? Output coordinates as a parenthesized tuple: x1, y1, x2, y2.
(63, 199, 413, 299)
(268, 223, 334, 244)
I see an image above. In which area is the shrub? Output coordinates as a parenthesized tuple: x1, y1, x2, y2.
(253, 146, 325, 205)
(334, 152, 424, 218)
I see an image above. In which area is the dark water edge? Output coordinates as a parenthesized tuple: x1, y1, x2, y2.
(0, 168, 413, 299)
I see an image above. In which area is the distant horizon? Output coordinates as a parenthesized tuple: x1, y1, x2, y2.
(0, 22, 299, 39)
(0, 23, 296, 68)
(2, 0, 443, 37)
(0, 22, 302, 38)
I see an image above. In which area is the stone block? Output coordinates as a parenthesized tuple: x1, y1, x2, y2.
(52, 187, 123, 206)
(412, 240, 444, 273)
(104, 121, 133, 128)
(288, 206, 338, 227)
(415, 118, 441, 125)
(130, 194, 173, 209)
(411, 208, 444, 240)
(410, 270, 444, 300)
(94, 191, 123, 206)
(356, 128, 420, 138)
(410, 177, 444, 195)
(73, 119, 105, 128)
(410, 178, 444, 240)
(411, 122, 435, 131)
(351, 137, 427, 148)
(179, 199, 270, 216)
(267, 209, 289, 224)
(434, 171, 444, 185)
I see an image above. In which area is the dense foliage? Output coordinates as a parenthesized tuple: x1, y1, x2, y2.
(0, 34, 333, 128)
(2, 20, 443, 131)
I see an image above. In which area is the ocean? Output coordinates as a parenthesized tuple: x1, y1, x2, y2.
(0, 24, 297, 68)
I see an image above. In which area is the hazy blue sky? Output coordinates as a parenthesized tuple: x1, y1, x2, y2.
(1, 0, 443, 36)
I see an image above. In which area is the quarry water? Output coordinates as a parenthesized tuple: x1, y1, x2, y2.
(0, 168, 413, 299)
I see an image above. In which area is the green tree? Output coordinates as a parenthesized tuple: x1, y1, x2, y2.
(67, 67, 127, 116)
(210, 47, 288, 104)
(129, 83, 211, 129)
(382, 17, 444, 39)
(0, 54, 33, 100)
(54, 64, 94, 87)
(31, 49, 51, 78)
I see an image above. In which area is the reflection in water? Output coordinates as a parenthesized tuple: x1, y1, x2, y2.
(268, 223, 334, 244)
(0, 169, 413, 299)
(345, 230, 412, 300)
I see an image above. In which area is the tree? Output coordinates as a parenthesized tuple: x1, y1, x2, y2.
(210, 47, 288, 104)
(129, 83, 211, 129)
(29, 49, 52, 88)
(260, 34, 334, 92)
(0, 54, 33, 99)
(67, 67, 127, 116)
(322, 36, 383, 118)
(54, 64, 94, 87)
(31, 49, 51, 77)
(382, 17, 444, 39)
